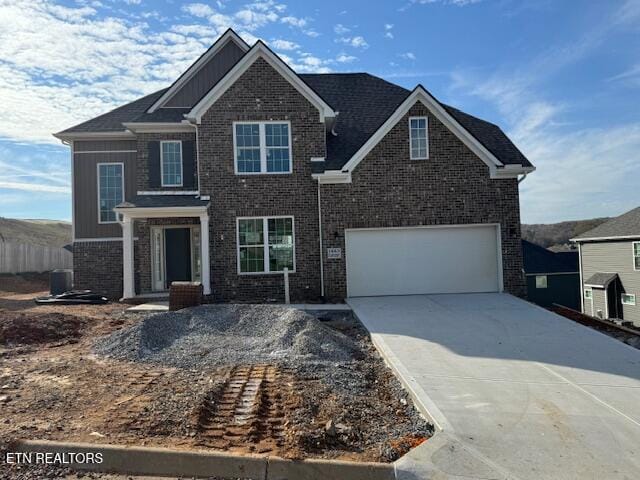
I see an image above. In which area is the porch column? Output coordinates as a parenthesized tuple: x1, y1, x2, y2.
(200, 213, 211, 295)
(121, 216, 135, 299)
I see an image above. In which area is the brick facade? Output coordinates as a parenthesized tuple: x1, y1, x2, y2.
(136, 132, 197, 191)
(73, 241, 124, 298)
(320, 102, 525, 299)
(198, 57, 325, 302)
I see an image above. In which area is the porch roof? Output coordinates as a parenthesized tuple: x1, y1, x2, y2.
(584, 272, 618, 289)
(116, 195, 209, 209)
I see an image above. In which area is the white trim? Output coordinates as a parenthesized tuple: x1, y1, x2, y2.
(605, 286, 609, 319)
(338, 86, 532, 179)
(70, 141, 75, 242)
(232, 121, 293, 175)
(408, 116, 429, 160)
(74, 150, 137, 154)
(310, 157, 325, 162)
(200, 214, 211, 295)
(160, 140, 184, 187)
(122, 122, 195, 134)
(584, 287, 594, 316)
(137, 190, 199, 195)
(148, 30, 250, 113)
(122, 216, 135, 299)
(525, 271, 578, 276)
(97, 162, 125, 224)
(73, 237, 137, 242)
(578, 243, 584, 313)
(187, 42, 335, 124)
(633, 241, 640, 271)
(317, 182, 325, 298)
(571, 234, 640, 242)
(621, 293, 636, 306)
(236, 216, 296, 275)
(312, 170, 352, 184)
(54, 131, 135, 141)
(115, 206, 208, 219)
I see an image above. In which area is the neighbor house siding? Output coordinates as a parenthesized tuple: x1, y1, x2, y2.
(165, 40, 246, 108)
(526, 273, 580, 310)
(73, 140, 136, 239)
(581, 240, 640, 325)
(320, 101, 526, 300)
(198, 57, 326, 302)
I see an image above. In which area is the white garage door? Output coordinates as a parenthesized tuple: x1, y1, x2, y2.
(345, 225, 501, 297)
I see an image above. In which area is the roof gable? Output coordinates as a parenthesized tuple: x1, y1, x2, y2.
(186, 41, 335, 124)
(339, 86, 530, 178)
(572, 207, 640, 242)
(147, 29, 249, 113)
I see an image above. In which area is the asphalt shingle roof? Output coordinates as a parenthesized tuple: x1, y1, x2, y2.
(58, 72, 531, 171)
(521, 240, 579, 274)
(573, 207, 640, 241)
(116, 195, 209, 209)
(584, 272, 618, 288)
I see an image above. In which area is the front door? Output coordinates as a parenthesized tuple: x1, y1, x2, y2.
(164, 228, 192, 288)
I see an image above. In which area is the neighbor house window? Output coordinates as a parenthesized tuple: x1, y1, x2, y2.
(234, 122, 291, 174)
(633, 242, 640, 270)
(237, 217, 294, 273)
(409, 116, 428, 160)
(584, 289, 593, 299)
(535, 275, 548, 289)
(97, 163, 124, 223)
(621, 293, 636, 306)
(161, 141, 183, 186)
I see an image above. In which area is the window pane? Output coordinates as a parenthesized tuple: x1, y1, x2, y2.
(269, 245, 293, 271)
(240, 246, 264, 273)
(162, 142, 182, 186)
(410, 117, 428, 159)
(236, 124, 261, 173)
(98, 164, 123, 223)
(239, 219, 264, 245)
(535, 275, 547, 289)
(266, 123, 290, 172)
(268, 218, 293, 271)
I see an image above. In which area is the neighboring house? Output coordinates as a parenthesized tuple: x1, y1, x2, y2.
(54, 29, 534, 302)
(521, 240, 580, 310)
(572, 207, 640, 326)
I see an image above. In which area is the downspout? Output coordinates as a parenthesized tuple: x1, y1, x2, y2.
(518, 172, 529, 184)
(317, 180, 325, 299)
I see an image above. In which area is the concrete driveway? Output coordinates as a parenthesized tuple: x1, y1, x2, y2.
(348, 294, 640, 480)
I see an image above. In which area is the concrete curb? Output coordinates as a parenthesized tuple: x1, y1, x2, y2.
(12, 440, 396, 480)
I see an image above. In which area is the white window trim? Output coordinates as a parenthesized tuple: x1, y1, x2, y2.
(584, 288, 593, 299)
(232, 121, 293, 175)
(97, 162, 124, 225)
(535, 275, 548, 289)
(633, 241, 640, 271)
(408, 116, 429, 160)
(160, 140, 183, 187)
(621, 293, 636, 306)
(236, 216, 296, 275)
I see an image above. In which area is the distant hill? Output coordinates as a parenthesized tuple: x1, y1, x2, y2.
(522, 218, 610, 251)
(0, 218, 72, 248)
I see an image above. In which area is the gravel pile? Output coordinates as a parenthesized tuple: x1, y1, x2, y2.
(93, 304, 358, 370)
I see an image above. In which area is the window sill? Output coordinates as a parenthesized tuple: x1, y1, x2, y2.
(237, 271, 296, 276)
(234, 172, 293, 176)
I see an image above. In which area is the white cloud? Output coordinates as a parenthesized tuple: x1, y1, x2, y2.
(334, 23, 350, 34)
(336, 54, 357, 63)
(337, 36, 369, 49)
(280, 15, 306, 27)
(182, 3, 214, 18)
(270, 39, 300, 51)
(0, 181, 70, 194)
(400, 52, 416, 60)
(609, 63, 640, 88)
(384, 23, 394, 39)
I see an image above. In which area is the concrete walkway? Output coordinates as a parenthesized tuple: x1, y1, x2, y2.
(348, 293, 640, 480)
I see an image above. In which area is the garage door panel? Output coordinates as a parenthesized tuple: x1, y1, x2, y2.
(346, 226, 500, 297)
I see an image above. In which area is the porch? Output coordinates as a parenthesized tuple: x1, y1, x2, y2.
(115, 195, 211, 299)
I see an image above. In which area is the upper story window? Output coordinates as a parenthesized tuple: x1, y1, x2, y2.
(161, 141, 183, 186)
(98, 163, 124, 224)
(409, 116, 429, 160)
(234, 121, 292, 174)
(633, 242, 640, 270)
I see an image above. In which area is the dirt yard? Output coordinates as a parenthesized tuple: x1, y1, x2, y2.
(0, 274, 432, 471)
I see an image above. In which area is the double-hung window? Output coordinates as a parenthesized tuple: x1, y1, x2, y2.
(98, 163, 124, 223)
(409, 116, 428, 160)
(161, 141, 183, 186)
(237, 217, 295, 273)
(234, 121, 292, 174)
(633, 242, 640, 270)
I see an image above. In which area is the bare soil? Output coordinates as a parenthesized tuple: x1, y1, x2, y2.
(0, 275, 431, 473)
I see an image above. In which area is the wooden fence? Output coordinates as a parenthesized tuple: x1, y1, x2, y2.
(0, 242, 72, 274)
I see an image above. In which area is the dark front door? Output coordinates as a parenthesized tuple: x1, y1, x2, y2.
(165, 228, 192, 288)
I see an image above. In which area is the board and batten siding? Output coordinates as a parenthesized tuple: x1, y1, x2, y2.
(581, 240, 640, 325)
(73, 140, 136, 239)
(165, 40, 245, 108)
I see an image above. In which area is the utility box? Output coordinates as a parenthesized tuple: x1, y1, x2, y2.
(50, 269, 73, 295)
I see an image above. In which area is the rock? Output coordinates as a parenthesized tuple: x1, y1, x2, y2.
(0, 395, 10, 403)
(88, 431, 105, 438)
(400, 398, 407, 405)
(324, 419, 337, 437)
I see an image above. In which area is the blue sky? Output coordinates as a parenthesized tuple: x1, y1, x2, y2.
(0, 0, 639, 224)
